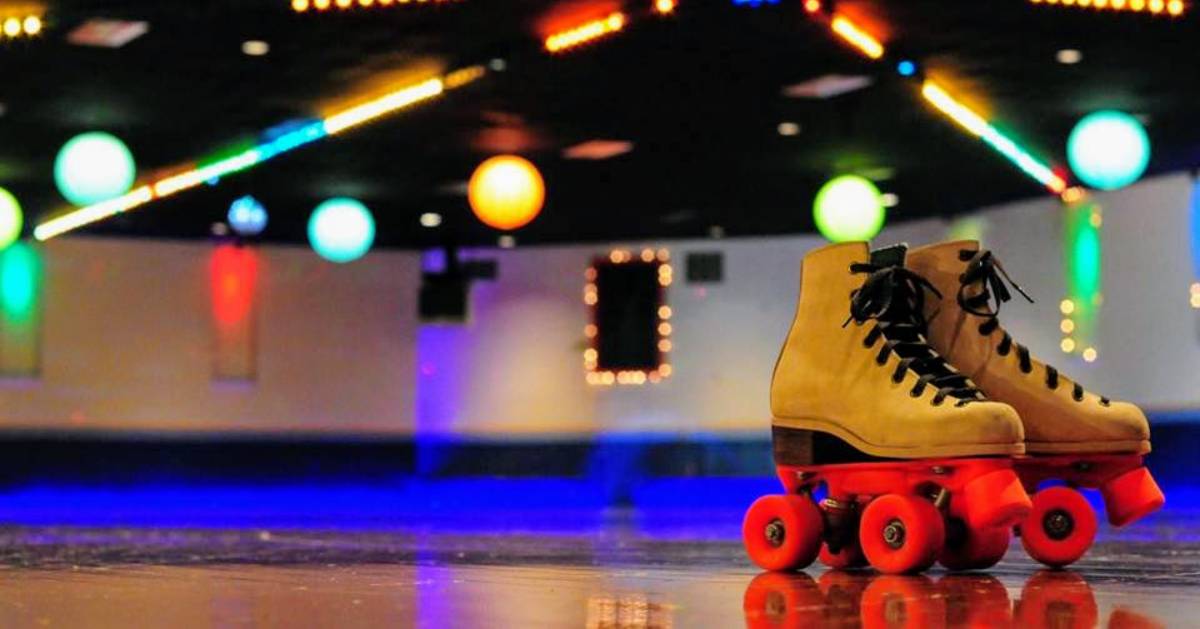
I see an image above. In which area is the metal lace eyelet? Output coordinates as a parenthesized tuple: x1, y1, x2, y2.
(931, 397, 945, 407)
(909, 388, 922, 398)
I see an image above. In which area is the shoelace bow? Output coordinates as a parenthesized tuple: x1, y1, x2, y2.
(956, 249, 1109, 405)
(844, 263, 984, 406)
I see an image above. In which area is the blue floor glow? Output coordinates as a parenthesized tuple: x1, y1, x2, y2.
(0, 477, 1190, 539)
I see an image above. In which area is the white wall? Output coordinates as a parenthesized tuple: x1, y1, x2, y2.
(0, 238, 419, 434)
(0, 173, 1194, 438)
(420, 173, 1200, 437)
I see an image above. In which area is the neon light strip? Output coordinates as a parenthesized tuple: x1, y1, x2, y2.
(544, 12, 626, 53)
(830, 15, 884, 59)
(34, 73, 470, 241)
(921, 81, 1067, 193)
(1029, 0, 1185, 17)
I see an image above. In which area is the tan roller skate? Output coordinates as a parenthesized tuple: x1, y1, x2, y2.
(742, 242, 1031, 575)
(907, 240, 1165, 568)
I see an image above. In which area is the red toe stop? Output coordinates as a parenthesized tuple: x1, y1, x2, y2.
(1100, 467, 1165, 527)
(961, 469, 1033, 530)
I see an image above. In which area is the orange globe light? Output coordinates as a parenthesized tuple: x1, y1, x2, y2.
(468, 155, 545, 230)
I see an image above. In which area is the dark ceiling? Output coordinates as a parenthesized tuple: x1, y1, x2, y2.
(1, 0, 1198, 248)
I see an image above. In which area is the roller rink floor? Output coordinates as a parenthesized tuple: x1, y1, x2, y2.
(0, 503, 1196, 628)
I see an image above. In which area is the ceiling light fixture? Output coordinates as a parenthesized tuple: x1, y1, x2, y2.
(782, 74, 873, 100)
(1056, 48, 1083, 64)
(420, 212, 442, 228)
(66, 19, 148, 47)
(241, 40, 269, 56)
(777, 122, 801, 136)
(563, 139, 634, 160)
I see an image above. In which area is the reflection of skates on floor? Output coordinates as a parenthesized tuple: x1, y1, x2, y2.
(743, 571, 1016, 628)
(742, 243, 1031, 575)
(908, 242, 1164, 568)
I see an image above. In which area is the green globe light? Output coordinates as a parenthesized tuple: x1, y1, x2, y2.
(0, 187, 24, 250)
(308, 198, 376, 263)
(813, 175, 885, 243)
(1067, 111, 1150, 191)
(54, 131, 137, 206)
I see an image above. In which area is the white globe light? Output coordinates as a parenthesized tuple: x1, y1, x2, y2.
(54, 132, 137, 206)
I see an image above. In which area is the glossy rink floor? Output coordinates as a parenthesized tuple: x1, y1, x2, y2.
(0, 507, 1195, 628)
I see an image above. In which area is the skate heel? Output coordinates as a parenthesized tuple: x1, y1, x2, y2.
(1100, 466, 1164, 527)
(959, 468, 1032, 529)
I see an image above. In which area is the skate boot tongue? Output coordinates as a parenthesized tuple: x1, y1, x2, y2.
(956, 248, 1109, 406)
(869, 243, 908, 269)
(846, 250, 984, 406)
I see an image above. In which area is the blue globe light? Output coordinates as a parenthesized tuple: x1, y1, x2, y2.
(54, 132, 137, 206)
(1067, 110, 1150, 191)
(228, 195, 268, 236)
(897, 60, 917, 77)
(308, 198, 375, 263)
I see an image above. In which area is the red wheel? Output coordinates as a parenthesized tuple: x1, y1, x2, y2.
(742, 572, 824, 629)
(860, 575, 944, 629)
(1020, 486, 1097, 568)
(859, 495, 945, 575)
(1100, 466, 1164, 527)
(819, 539, 868, 570)
(938, 519, 1011, 571)
(743, 495, 823, 571)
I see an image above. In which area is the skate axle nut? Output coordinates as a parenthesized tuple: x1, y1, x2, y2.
(882, 519, 906, 549)
(765, 520, 787, 547)
(1043, 509, 1075, 541)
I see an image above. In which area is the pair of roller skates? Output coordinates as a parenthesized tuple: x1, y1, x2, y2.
(743, 241, 1163, 574)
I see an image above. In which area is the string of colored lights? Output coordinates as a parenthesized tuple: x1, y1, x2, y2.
(291, 0, 459, 12)
(1029, 0, 1186, 17)
(1, 14, 41, 38)
(544, 11, 627, 53)
(34, 70, 481, 241)
(584, 248, 673, 386)
(37, 0, 661, 240)
(830, 15, 883, 59)
(801, 4, 1070, 196)
(921, 81, 1067, 194)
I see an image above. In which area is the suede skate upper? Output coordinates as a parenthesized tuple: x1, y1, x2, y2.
(906, 240, 1150, 454)
(770, 242, 1024, 458)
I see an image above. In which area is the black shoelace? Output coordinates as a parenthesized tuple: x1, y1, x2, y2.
(956, 249, 1109, 406)
(843, 262, 985, 407)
